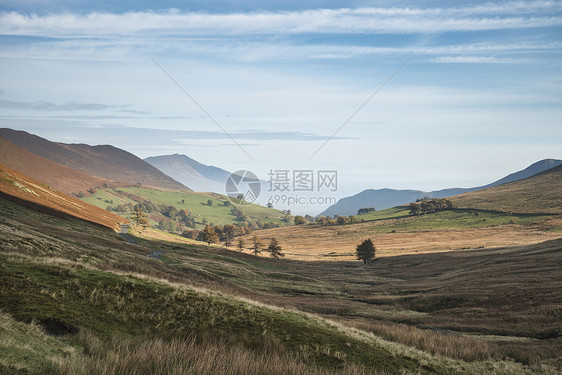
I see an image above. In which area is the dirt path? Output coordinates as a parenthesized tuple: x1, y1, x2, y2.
(119, 224, 163, 259)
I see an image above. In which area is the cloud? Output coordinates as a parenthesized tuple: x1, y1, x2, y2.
(0, 99, 132, 111)
(431, 56, 534, 64)
(0, 2, 561, 38)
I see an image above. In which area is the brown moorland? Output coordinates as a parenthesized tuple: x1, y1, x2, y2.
(0, 128, 190, 191)
(0, 136, 111, 194)
(0, 163, 127, 230)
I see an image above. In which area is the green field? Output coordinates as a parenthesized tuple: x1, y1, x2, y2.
(353, 207, 552, 234)
(81, 186, 289, 229)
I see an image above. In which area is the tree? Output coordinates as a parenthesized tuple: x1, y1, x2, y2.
(357, 207, 376, 215)
(356, 238, 376, 264)
(207, 199, 213, 206)
(266, 202, 273, 208)
(224, 236, 232, 249)
(202, 225, 219, 246)
(251, 235, 262, 256)
(268, 238, 284, 259)
(237, 237, 245, 252)
(294, 215, 307, 225)
(131, 206, 149, 232)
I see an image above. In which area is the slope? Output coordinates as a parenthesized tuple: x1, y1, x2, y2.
(1, 196, 556, 374)
(145, 153, 231, 193)
(0, 136, 111, 194)
(0, 128, 190, 191)
(0, 163, 127, 230)
(321, 158, 561, 216)
(450, 164, 562, 214)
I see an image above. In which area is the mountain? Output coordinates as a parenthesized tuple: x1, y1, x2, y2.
(450, 164, 562, 214)
(0, 136, 111, 194)
(320, 159, 562, 217)
(0, 163, 127, 230)
(145, 154, 231, 193)
(0, 128, 190, 191)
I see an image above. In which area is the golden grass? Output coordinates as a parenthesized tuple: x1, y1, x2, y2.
(240, 220, 562, 261)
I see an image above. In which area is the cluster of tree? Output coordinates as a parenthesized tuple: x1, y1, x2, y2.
(231, 206, 281, 230)
(357, 207, 376, 215)
(235, 236, 284, 259)
(314, 215, 360, 226)
(181, 223, 252, 243)
(408, 198, 453, 215)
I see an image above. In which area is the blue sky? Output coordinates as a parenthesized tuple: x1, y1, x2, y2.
(0, 1, 561, 213)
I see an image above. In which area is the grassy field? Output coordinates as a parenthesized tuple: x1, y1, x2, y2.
(243, 208, 562, 260)
(450, 165, 562, 214)
(81, 186, 288, 229)
(1, 196, 561, 374)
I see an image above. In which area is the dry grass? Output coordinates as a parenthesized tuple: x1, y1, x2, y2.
(56, 330, 384, 375)
(450, 165, 562, 214)
(240, 218, 562, 260)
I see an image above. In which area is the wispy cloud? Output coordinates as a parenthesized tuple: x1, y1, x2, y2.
(0, 99, 140, 112)
(431, 56, 535, 64)
(1, 2, 561, 38)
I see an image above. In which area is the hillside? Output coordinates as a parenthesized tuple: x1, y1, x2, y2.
(0, 195, 559, 374)
(145, 154, 231, 193)
(0, 128, 190, 191)
(0, 163, 127, 230)
(321, 159, 562, 217)
(0, 136, 112, 194)
(81, 185, 289, 230)
(450, 164, 562, 214)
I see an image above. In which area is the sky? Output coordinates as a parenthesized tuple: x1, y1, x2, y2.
(0, 1, 561, 214)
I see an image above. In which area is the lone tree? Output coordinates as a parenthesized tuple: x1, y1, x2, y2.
(251, 235, 263, 256)
(237, 237, 245, 252)
(224, 236, 232, 249)
(131, 206, 149, 232)
(356, 238, 376, 264)
(202, 225, 219, 246)
(268, 238, 284, 259)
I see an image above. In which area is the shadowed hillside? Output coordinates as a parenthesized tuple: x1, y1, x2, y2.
(0, 128, 190, 191)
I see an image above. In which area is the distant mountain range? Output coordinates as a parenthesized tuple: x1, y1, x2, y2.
(320, 159, 562, 217)
(145, 154, 231, 193)
(0, 128, 190, 192)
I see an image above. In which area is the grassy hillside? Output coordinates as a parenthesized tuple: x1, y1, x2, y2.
(1, 196, 559, 374)
(81, 185, 289, 230)
(450, 165, 562, 214)
(0, 163, 127, 231)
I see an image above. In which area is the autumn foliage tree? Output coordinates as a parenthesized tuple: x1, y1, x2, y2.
(131, 206, 149, 232)
(251, 235, 263, 256)
(202, 225, 219, 246)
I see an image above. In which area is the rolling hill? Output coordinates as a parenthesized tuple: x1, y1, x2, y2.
(0, 128, 190, 191)
(0, 136, 112, 194)
(145, 154, 231, 193)
(0, 163, 127, 230)
(320, 159, 562, 217)
(1, 190, 560, 374)
(450, 164, 562, 214)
